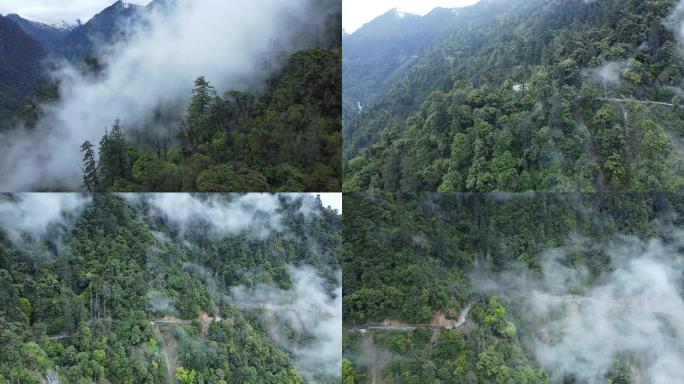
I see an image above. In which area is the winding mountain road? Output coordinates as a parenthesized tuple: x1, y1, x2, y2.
(598, 97, 675, 107)
(457, 300, 478, 326)
(150, 319, 193, 325)
(346, 299, 479, 333)
(48, 301, 316, 340)
(48, 334, 71, 340)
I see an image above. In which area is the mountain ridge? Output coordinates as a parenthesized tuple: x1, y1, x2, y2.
(0, 0, 165, 126)
(5, 13, 73, 50)
(59, 0, 145, 59)
(342, 5, 462, 122)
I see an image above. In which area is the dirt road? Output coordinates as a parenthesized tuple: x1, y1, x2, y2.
(347, 299, 479, 333)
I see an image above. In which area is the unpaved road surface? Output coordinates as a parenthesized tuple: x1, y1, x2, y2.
(347, 299, 479, 333)
(598, 97, 675, 107)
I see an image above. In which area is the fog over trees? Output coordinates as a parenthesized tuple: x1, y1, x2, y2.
(0, 193, 341, 383)
(0, 0, 341, 192)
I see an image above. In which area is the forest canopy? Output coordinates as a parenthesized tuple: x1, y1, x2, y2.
(0, 193, 342, 384)
(80, 48, 342, 193)
(343, 0, 684, 193)
(342, 192, 684, 384)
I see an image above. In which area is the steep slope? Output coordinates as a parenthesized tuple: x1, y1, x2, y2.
(343, 8, 460, 120)
(0, 194, 342, 383)
(82, 47, 342, 193)
(342, 192, 684, 383)
(5, 14, 73, 51)
(0, 15, 48, 129)
(60, 0, 143, 59)
(343, 0, 684, 193)
(343, 0, 529, 161)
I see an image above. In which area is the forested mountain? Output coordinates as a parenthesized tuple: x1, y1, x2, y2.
(59, 0, 144, 60)
(0, 0, 342, 192)
(79, 46, 341, 192)
(6, 0, 162, 60)
(343, 0, 684, 193)
(0, 193, 341, 383)
(0, 15, 48, 130)
(343, 192, 684, 383)
(0, 0, 145, 128)
(342, 8, 459, 120)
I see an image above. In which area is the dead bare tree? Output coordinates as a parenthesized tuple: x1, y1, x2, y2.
(261, 39, 287, 93)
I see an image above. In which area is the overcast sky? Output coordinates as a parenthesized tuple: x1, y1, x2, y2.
(343, 0, 479, 33)
(0, 0, 151, 24)
(313, 193, 342, 214)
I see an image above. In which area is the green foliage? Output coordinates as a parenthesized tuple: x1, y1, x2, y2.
(343, 0, 684, 192)
(176, 366, 198, 384)
(0, 194, 342, 383)
(196, 162, 269, 192)
(80, 141, 99, 192)
(343, 192, 684, 383)
(81, 47, 342, 192)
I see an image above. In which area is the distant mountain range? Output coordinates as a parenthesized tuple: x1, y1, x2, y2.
(5, 14, 74, 51)
(59, 0, 144, 59)
(5, 0, 166, 59)
(0, 0, 169, 128)
(342, 7, 461, 120)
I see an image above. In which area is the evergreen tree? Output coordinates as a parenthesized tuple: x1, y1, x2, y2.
(188, 77, 214, 118)
(80, 140, 99, 192)
(179, 76, 217, 151)
(81, 46, 342, 192)
(98, 120, 131, 189)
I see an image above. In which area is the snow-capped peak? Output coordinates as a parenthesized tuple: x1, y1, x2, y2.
(388, 8, 409, 18)
(389, 8, 417, 19)
(113, 0, 136, 10)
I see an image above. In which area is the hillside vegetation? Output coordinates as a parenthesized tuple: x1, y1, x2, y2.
(80, 47, 341, 192)
(343, 0, 684, 193)
(0, 194, 341, 383)
(343, 192, 684, 383)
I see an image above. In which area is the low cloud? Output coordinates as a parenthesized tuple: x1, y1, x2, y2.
(583, 61, 633, 98)
(0, 0, 327, 191)
(472, 235, 684, 384)
(127, 193, 284, 239)
(0, 194, 91, 244)
(231, 266, 342, 380)
(147, 290, 178, 314)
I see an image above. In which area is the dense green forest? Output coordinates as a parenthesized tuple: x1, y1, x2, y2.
(78, 46, 341, 192)
(0, 193, 341, 383)
(343, 0, 684, 192)
(342, 192, 684, 383)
